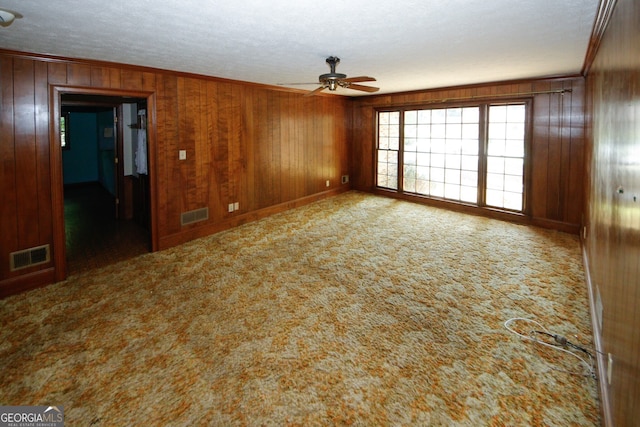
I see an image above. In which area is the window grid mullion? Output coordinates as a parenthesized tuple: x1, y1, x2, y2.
(478, 104, 488, 207)
(398, 109, 405, 193)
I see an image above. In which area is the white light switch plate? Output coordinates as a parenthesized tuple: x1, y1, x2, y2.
(179, 150, 187, 160)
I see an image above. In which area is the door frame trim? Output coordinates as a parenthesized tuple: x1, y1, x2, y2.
(50, 85, 158, 281)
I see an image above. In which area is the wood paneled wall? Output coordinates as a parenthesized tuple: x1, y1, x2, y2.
(0, 51, 350, 296)
(585, 0, 640, 425)
(349, 77, 586, 232)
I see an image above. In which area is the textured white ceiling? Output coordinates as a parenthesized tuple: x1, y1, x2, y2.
(0, 0, 598, 95)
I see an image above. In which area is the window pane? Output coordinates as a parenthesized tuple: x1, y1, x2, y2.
(405, 138, 417, 152)
(507, 104, 526, 122)
(389, 129, 400, 150)
(431, 167, 445, 182)
(486, 189, 503, 207)
(404, 178, 416, 193)
(432, 109, 446, 123)
(404, 152, 417, 165)
(461, 170, 477, 186)
(507, 122, 524, 140)
(404, 164, 416, 178)
(446, 108, 462, 123)
(461, 155, 478, 171)
(488, 122, 506, 139)
(418, 110, 431, 123)
(487, 173, 504, 190)
(378, 161, 388, 175)
(432, 124, 446, 138)
(461, 139, 478, 155)
(462, 107, 479, 123)
(416, 180, 429, 194)
(490, 105, 507, 122)
(445, 153, 461, 168)
(431, 153, 445, 168)
(446, 123, 462, 138)
(445, 183, 460, 199)
(487, 157, 505, 173)
(431, 139, 446, 153)
(417, 124, 430, 139)
(487, 139, 505, 156)
(430, 182, 445, 197)
(504, 192, 523, 211)
(504, 175, 523, 193)
(445, 168, 461, 185)
(417, 153, 430, 166)
(417, 138, 430, 152)
(460, 186, 477, 203)
(445, 140, 461, 155)
(405, 124, 417, 138)
(505, 140, 524, 157)
(462, 123, 478, 139)
(504, 158, 523, 175)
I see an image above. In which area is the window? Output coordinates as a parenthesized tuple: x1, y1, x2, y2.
(486, 104, 526, 211)
(377, 111, 400, 190)
(376, 102, 528, 213)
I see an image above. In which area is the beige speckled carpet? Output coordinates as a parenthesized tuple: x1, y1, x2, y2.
(0, 192, 600, 425)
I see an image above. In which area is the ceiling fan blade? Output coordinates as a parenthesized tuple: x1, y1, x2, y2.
(347, 83, 380, 93)
(342, 76, 376, 83)
(304, 85, 327, 97)
(277, 82, 320, 86)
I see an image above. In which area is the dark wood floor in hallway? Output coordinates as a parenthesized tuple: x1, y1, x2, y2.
(64, 183, 149, 275)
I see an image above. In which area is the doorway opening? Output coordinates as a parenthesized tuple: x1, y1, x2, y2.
(60, 93, 151, 275)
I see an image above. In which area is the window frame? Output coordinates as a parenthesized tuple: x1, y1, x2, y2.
(374, 98, 532, 216)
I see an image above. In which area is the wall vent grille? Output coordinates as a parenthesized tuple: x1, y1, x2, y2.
(181, 207, 209, 226)
(10, 244, 51, 271)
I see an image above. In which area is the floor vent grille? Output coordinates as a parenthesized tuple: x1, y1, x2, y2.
(181, 207, 209, 226)
(10, 244, 51, 271)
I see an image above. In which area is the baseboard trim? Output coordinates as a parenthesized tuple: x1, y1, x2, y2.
(158, 188, 349, 251)
(370, 188, 580, 234)
(581, 241, 613, 427)
(0, 267, 56, 299)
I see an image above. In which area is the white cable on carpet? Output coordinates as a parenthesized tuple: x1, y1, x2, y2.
(504, 317, 595, 378)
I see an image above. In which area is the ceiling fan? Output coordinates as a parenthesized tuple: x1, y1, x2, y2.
(282, 56, 379, 96)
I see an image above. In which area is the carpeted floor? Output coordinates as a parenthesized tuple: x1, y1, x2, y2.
(0, 192, 600, 425)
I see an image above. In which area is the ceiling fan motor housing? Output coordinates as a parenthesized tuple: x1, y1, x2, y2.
(320, 56, 347, 90)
